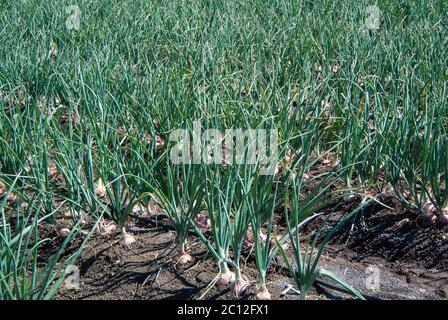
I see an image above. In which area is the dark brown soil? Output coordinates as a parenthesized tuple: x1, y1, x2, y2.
(53, 195, 448, 300)
(55, 227, 294, 300)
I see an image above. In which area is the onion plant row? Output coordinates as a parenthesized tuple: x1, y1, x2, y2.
(0, 0, 446, 299)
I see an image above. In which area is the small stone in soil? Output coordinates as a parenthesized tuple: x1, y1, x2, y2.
(343, 194, 358, 203)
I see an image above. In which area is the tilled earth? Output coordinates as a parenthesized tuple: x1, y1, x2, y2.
(53, 196, 448, 300)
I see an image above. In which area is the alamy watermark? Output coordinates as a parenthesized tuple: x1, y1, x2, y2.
(65, 5, 81, 31)
(365, 5, 381, 30)
(64, 265, 80, 290)
(360, 5, 382, 34)
(365, 264, 380, 291)
(169, 121, 278, 175)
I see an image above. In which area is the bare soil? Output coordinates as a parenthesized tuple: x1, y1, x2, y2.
(53, 195, 448, 300)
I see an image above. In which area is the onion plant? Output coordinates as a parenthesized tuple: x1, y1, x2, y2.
(275, 177, 365, 300)
(97, 150, 137, 245)
(52, 134, 98, 224)
(385, 104, 448, 224)
(0, 0, 447, 301)
(201, 165, 236, 286)
(225, 165, 258, 297)
(246, 173, 279, 300)
(191, 164, 264, 298)
(150, 162, 205, 264)
(0, 175, 96, 300)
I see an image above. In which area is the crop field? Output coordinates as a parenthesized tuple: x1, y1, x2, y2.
(0, 0, 447, 301)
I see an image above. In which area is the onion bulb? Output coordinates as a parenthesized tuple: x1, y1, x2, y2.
(177, 253, 192, 265)
(423, 200, 436, 214)
(195, 212, 211, 228)
(231, 278, 250, 298)
(95, 178, 106, 198)
(217, 270, 235, 286)
(216, 264, 235, 286)
(97, 219, 117, 235)
(56, 225, 71, 238)
(438, 212, 448, 226)
(119, 228, 136, 246)
(255, 286, 271, 300)
(422, 211, 437, 224)
(176, 242, 192, 265)
(422, 200, 437, 224)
